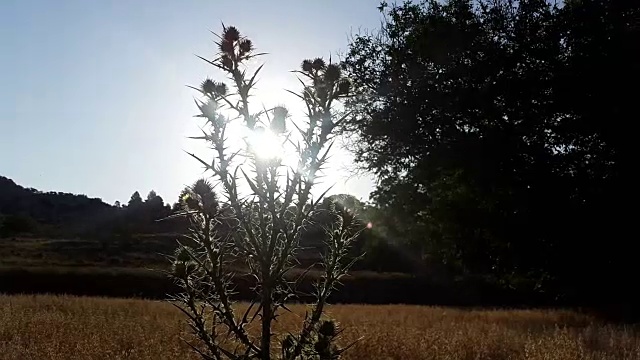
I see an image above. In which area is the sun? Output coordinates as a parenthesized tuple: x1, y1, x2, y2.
(247, 128, 283, 160)
(240, 126, 300, 167)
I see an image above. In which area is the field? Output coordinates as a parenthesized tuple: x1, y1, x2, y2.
(0, 236, 177, 269)
(1, 295, 639, 360)
(0, 236, 543, 307)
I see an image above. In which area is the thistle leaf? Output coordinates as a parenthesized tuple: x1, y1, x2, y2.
(185, 151, 213, 172)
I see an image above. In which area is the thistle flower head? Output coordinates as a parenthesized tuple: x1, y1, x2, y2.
(219, 39, 235, 54)
(271, 105, 288, 134)
(215, 82, 228, 96)
(193, 178, 213, 195)
(192, 179, 218, 215)
(239, 39, 253, 54)
(201, 79, 228, 97)
(324, 64, 341, 83)
(179, 179, 218, 216)
(201, 99, 218, 118)
(201, 79, 216, 94)
(223, 26, 240, 42)
(173, 261, 198, 278)
(272, 106, 288, 120)
(180, 191, 200, 211)
(221, 55, 234, 70)
(312, 58, 326, 71)
(301, 59, 314, 72)
(174, 247, 192, 262)
(318, 319, 338, 337)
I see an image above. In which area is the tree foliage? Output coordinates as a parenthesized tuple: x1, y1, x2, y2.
(0, 175, 179, 238)
(0, 175, 114, 237)
(128, 191, 143, 208)
(342, 0, 636, 298)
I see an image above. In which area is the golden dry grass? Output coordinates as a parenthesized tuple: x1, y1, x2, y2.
(1, 294, 638, 360)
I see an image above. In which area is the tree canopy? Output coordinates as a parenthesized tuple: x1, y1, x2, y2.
(128, 191, 143, 208)
(342, 0, 636, 300)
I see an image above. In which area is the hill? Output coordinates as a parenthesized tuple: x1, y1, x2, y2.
(0, 175, 181, 238)
(0, 175, 117, 236)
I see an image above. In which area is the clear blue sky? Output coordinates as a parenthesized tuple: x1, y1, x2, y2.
(0, 0, 381, 205)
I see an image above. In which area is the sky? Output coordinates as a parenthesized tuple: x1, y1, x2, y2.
(0, 0, 382, 205)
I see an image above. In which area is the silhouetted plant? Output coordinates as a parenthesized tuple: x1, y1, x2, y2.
(168, 25, 361, 360)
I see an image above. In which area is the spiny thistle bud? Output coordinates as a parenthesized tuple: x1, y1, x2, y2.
(301, 59, 314, 72)
(174, 247, 192, 262)
(192, 179, 218, 216)
(318, 320, 338, 337)
(180, 192, 200, 211)
(312, 58, 326, 71)
(219, 39, 235, 54)
(315, 337, 339, 359)
(223, 26, 240, 42)
(314, 338, 329, 353)
(214, 82, 228, 96)
(173, 260, 197, 278)
(193, 179, 215, 198)
(201, 99, 218, 119)
(324, 64, 341, 83)
(201, 80, 228, 97)
(221, 55, 233, 70)
(271, 106, 288, 134)
(238, 39, 253, 54)
(273, 106, 288, 120)
(201, 79, 216, 95)
(337, 79, 351, 96)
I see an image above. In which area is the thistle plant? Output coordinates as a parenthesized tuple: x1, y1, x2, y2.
(168, 25, 361, 360)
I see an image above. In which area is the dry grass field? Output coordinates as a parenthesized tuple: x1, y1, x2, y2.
(0, 294, 638, 360)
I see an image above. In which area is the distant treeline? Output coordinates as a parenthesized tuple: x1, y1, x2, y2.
(0, 175, 415, 274)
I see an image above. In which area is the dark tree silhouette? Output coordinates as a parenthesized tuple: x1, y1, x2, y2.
(128, 191, 143, 208)
(145, 190, 165, 210)
(0, 175, 181, 239)
(342, 0, 636, 301)
(0, 175, 115, 236)
(146, 190, 158, 202)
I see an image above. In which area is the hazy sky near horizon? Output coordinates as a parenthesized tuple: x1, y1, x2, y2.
(0, 0, 381, 205)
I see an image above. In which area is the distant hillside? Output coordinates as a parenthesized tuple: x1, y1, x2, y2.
(0, 176, 176, 238)
(0, 176, 116, 234)
(0, 176, 416, 275)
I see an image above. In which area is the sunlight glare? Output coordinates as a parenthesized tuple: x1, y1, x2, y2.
(246, 128, 285, 161)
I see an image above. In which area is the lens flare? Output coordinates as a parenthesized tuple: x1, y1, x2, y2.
(247, 128, 284, 160)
